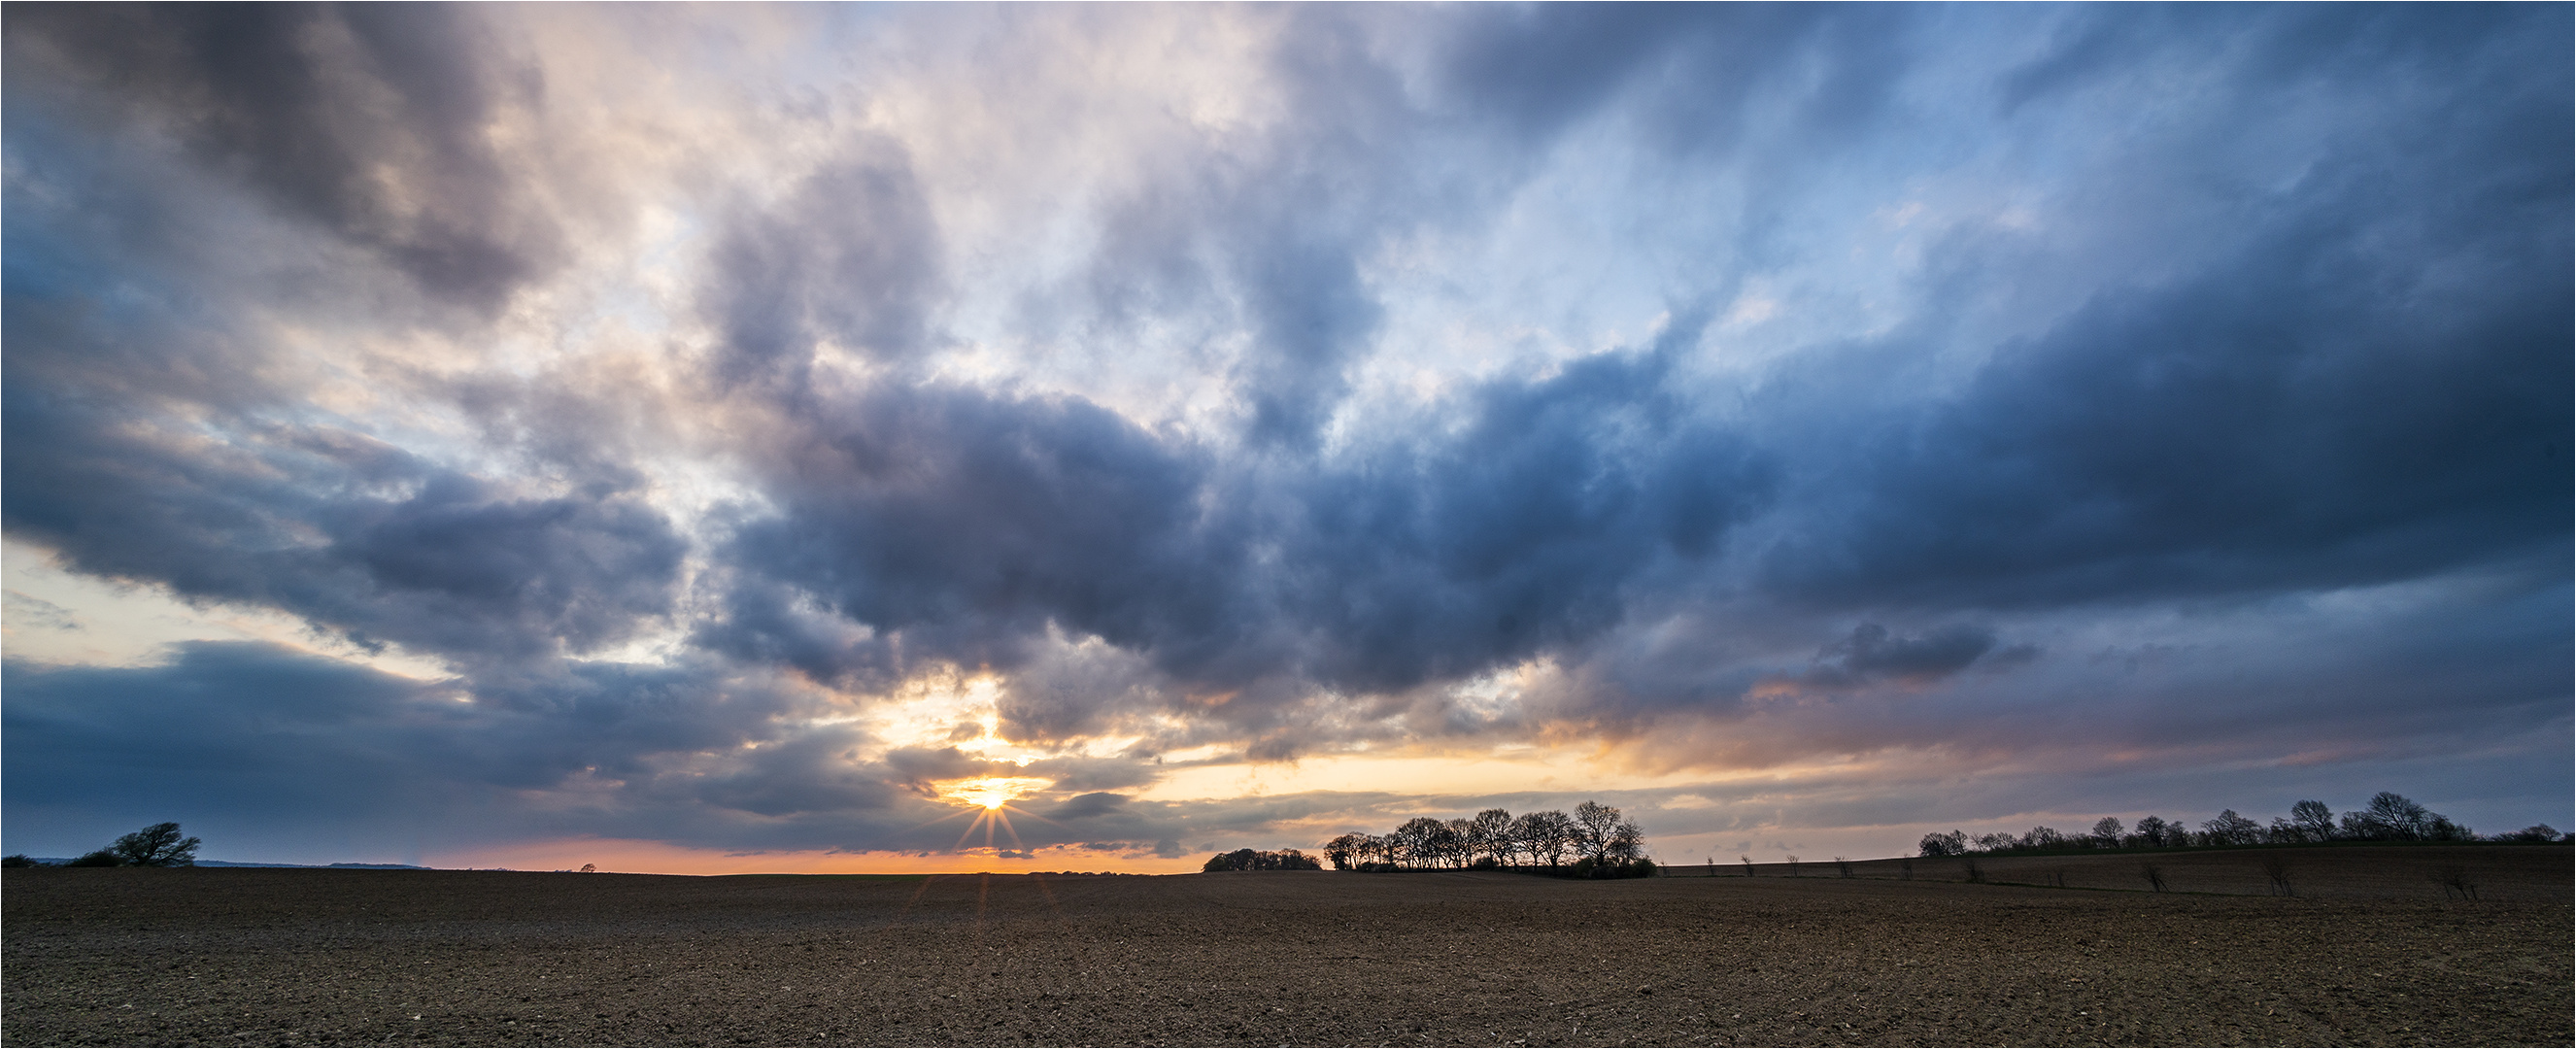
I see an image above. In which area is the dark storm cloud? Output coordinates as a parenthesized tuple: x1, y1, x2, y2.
(1759, 106, 2572, 611)
(705, 335, 1775, 706)
(1266, 343, 1775, 693)
(700, 382, 1238, 684)
(2, 3, 557, 310)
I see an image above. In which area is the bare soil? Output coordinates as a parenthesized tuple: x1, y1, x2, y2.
(5, 845, 2567, 1047)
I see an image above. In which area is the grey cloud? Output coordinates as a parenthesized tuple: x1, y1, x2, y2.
(4, 4, 559, 310)
(4, 390, 685, 662)
(705, 142, 947, 391)
(1751, 6, 2569, 613)
(703, 382, 1238, 684)
(704, 335, 1775, 710)
(1808, 624, 2000, 688)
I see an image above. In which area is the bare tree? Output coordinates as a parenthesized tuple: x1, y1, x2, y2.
(1833, 857, 1853, 878)
(2343, 792, 2438, 840)
(2429, 864, 2479, 901)
(1444, 819, 1476, 868)
(2288, 799, 2336, 841)
(1468, 808, 1514, 866)
(1740, 855, 1754, 877)
(2200, 809, 2260, 847)
(1511, 810, 1575, 868)
(1917, 830, 1967, 858)
(2139, 862, 2168, 893)
(108, 823, 200, 867)
(2018, 827, 2069, 850)
(1393, 817, 1448, 869)
(1573, 800, 1625, 863)
(2090, 817, 2125, 849)
(1325, 832, 1367, 870)
(1784, 855, 1802, 877)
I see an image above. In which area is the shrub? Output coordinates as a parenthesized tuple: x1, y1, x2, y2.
(66, 850, 122, 867)
(1, 854, 36, 868)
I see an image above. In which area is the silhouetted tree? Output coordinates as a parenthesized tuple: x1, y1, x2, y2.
(2342, 792, 2446, 840)
(2018, 826, 2068, 850)
(1325, 832, 1367, 870)
(1572, 801, 1622, 862)
(2288, 799, 2336, 841)
(2199, 809, 2260, 847)
(2492, 824, 2562, 843)
(108, 823, 200, 867)
(1513, 810, 1576, 868)
(1917, 830, 1967, 858)
(1392, 817, 1453, 869)
(1203, 848, 1322, 872)
(1468, 808, 1514, 866)
(2089, 817, 2124, 849)
(2129, 816, 2174, 847)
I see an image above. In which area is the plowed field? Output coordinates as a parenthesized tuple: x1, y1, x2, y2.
(6, 845, 2567, 1046)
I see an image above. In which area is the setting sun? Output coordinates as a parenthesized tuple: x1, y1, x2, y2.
(940, 776, 1050, 810)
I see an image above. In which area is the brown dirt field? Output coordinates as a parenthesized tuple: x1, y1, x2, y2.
(5, 846, 2568, 1047)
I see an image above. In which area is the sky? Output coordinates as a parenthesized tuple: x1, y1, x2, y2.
(3, 4, 2567, 874)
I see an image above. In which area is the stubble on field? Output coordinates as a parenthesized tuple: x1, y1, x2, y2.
(4, 848, 2568, 1047)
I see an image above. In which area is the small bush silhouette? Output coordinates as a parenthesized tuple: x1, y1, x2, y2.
(2139, 862, 2168, 893)
(1833, 857, 1853, 878)
(1960, 857, 1983, 883)
(2429, 864, 2479, 901)
(66, 850, 122, 867)
(2, 854, 37, 868)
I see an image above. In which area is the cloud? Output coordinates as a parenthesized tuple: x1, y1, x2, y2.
(2, 4, 2566, 863)
(3, 4, 560, 310)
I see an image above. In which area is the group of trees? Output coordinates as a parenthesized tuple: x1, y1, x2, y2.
(1201, 848, 1324, 872)
(4, 822, 201, 868)
(1920, 793, 2563, 858)
(1320, 800, 1654, 877)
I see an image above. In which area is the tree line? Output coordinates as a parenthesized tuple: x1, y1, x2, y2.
(1919, 792, 2563, 858)
(1318, 800, 1656, 877)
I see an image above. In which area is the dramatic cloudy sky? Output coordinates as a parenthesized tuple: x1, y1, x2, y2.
(5, 4, 2567, 872)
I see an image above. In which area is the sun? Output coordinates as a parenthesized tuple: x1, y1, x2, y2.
(940, 776, 1049, 810)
